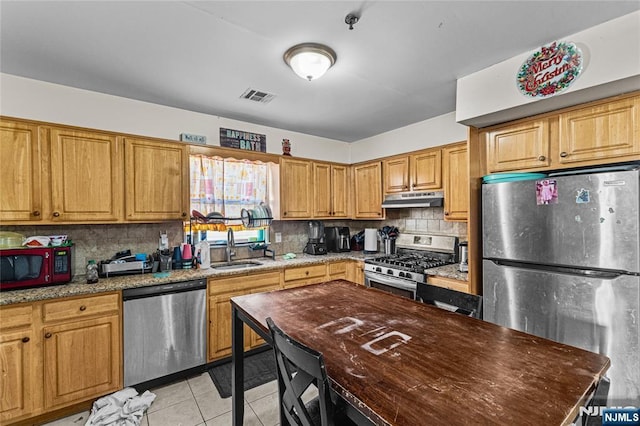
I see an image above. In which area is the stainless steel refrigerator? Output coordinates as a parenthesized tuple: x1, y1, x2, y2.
(482, 165, 640, 407)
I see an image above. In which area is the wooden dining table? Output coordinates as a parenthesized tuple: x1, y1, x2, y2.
(230, 280, 610, 426)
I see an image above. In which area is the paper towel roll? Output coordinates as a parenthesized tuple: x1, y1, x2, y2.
(364, 228, 378, 253)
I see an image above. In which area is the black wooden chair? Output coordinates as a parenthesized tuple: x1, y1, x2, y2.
(416, 282, 483, 319)
(267, 317, 352, 426)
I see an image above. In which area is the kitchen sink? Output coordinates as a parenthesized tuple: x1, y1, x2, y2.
(210, 260, 263, 270)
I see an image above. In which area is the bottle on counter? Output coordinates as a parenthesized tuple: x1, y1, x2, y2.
(86, 260, 99, 284)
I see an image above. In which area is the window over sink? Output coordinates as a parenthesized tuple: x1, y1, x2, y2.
(187, 155, 279, 246)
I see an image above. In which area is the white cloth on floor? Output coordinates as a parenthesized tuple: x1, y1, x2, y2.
(85, 387, 156, 426)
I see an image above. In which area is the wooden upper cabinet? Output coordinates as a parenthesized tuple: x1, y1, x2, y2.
(411, 149, 442, 191)
(49, 128, 123, 222)
(0, 119, 43, 222)
(383, 149, 441, 193)
(442, 142, 469, 221)
(331, 164, 349, 218)
(280, 157, 312, 219)
(558, 95, 640, 164)
(383, 157, 409, 193)
(352, 161, 383, 219)
(313, 162, 349, 218)
(486, 119, 551, 172)
(124, 137, 189, 221)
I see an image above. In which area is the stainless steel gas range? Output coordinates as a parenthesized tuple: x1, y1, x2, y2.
(364, 233, 458, 299)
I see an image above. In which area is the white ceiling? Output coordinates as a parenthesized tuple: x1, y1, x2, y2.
(1, 1, 639, 142)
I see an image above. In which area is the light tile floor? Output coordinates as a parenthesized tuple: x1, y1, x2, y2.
(43, 373, 282, 426)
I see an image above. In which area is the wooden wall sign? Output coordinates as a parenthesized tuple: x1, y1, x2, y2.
(219, 128, 266, 152)
(517, 41, 582, 98)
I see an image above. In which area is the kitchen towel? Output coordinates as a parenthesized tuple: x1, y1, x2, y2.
(85, 387, 156, 426)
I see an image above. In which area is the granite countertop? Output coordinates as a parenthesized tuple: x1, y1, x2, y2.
(0, 251, 468, 306)
(425, 263, 469, 281)
(0, 252, 370, 306)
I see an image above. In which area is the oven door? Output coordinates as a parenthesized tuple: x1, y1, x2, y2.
(364, 271, 416, 299)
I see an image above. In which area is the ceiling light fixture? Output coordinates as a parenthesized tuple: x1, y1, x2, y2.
(283, 43, 337, 81)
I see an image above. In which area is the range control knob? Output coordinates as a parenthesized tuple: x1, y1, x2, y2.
(375, 267, 382, 273)
(387, 269, 393, 275)
(398, 272, 405, 278)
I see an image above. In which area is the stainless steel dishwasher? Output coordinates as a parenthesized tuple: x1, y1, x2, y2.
(123, 278, 206, 387)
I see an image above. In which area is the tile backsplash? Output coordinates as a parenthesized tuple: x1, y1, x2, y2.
(1, 207, 466, 277)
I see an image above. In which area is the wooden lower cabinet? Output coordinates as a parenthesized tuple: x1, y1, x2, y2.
(426, 275, 470, 294)
(327, 261, 348, 280)
(283, 264, 327, 289)
(0, 305, 38, 424)
(208, 271, 281, 362)
(347, 260, 365, 285)
(43, 315, 121, 409)
(0, 292, 122, 424)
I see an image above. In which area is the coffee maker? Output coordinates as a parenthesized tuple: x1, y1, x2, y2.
(325, 227, 351, 252)
(304, 221, 327, 255)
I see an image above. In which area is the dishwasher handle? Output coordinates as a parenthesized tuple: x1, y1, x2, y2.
(122, 278, 206, 300)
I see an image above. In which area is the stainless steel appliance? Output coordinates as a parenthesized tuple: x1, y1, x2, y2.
(458, 241, 468, 272)
(304, 220, 327, 255)
(482, 164, 640, 406)
(381, 191, 444, 208)
(123, 279, 207, 387)
(0, 245, 73, 291)
(325, 226, 350, 252)
(364, 233, 458, 299)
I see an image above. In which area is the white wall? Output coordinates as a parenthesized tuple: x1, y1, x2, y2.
(349, 112, 468, 163)
(0, 74, 350, 163)
(456, 11, 640, 127)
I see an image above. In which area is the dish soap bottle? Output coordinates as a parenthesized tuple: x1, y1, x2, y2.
(86, 260, 99, 284)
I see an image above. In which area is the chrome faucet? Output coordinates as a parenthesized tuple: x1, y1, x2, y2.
(226, 228, 236, 263)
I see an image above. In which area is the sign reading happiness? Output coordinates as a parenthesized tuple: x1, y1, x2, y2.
(219, 128, 266, 152)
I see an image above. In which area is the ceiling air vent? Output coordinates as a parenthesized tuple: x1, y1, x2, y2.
(240, 88, 275, 104)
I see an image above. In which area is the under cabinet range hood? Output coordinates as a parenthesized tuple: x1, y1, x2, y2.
(381, 191, 444, 208)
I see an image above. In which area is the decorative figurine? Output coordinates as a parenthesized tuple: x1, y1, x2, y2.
(282, 138, 292, 156)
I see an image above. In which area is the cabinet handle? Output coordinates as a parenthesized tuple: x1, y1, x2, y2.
(22, 337, 30, 343)
(52, 211, 60, 217)
(538, 155, 546, 161)
(445, 211, 450, 216)
(560, 152, 568, 158)
(79, 305, 87, 311)
(305, 271, 309, 276)
(45, 332, 52, 339)
(377, 212, 381, 216)
(411, 183, 415, 188)
(33, 210, 41, 217)
(181, 212, 187, 217)
(283, 212, 287, 216)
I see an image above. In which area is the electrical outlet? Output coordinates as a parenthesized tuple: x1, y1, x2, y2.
(275, 232, 282, 243)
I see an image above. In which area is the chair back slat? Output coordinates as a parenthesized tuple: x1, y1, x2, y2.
(267, 317, 336, 426)
(416, 283, 483, 319)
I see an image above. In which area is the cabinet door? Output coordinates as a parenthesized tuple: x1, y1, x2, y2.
(486, 120, 551, 172)
(0, 328, 38, 423)
(50, 128, 123, 222)
(43, 315, 121, 409)
(124, 138, 189, 221)
(280, 158, 312, 218)
(313, 162, 332, 218)
(411, 149, 442, 191)
(247, 283, 281, 349)
(347, 260, 365, 285)
(559, 96, 640, 164)
(327, 261, 348, 280)
(427, 275, 470, 294)
(353, 162, 383, 219)
(383, 157, 409, 193)
(0, 120, 43, 222)
(209, 289, 255, 361)
(331, 164, 349, 218)
(442, 143, 468, 221)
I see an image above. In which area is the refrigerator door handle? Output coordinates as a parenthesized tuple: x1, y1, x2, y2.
(490, 259, 625, 280)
